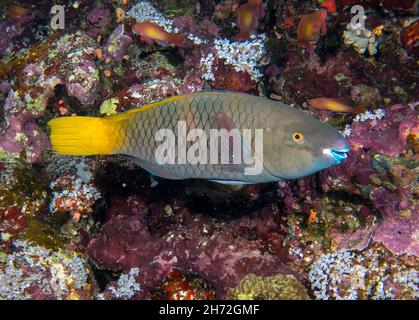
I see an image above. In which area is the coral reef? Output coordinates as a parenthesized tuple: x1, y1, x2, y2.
(0, 240, 95, 300)
(49, 174, 101, 222)
(85, 194, 297, 299)
(343, 22, 380, 55)
(150, 269, 216, 300)
(309, 245, 418, 299)
(0, 0, 417, 301)
(99, 267, 142, 300)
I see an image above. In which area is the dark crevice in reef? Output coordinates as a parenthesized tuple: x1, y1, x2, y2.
(90, 263, 121, 292)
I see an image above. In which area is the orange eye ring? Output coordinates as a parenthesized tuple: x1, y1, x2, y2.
(292, 132, 304, 143)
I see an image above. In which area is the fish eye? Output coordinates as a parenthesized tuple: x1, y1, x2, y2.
(292, 132, 304, 143)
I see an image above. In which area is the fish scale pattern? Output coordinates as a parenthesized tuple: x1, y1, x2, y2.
(119, 92, 275, 181)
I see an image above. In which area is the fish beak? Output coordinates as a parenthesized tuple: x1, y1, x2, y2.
(323, 146, 350, 163)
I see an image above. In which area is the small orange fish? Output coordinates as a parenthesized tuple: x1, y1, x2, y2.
(308, 98, 365, 114)
(307, 209, 318, 225)
(233, 0, 265, 41)
(297, 9, 327, 55)
(132, 21, 186, 48)
(8, 4, 31, 22)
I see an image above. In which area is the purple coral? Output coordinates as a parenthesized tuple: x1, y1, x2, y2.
(65, 60, 99, 105)
(87, 196, 298, 299)
(0, 112, 49, 162)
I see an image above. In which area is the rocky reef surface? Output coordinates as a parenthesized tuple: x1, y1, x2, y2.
(0, 0, 417, 300)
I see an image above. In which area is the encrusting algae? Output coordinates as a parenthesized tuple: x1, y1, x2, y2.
(227, 274, 310, 300)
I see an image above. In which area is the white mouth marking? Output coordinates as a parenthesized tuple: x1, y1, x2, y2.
(323, 148, 332, 157)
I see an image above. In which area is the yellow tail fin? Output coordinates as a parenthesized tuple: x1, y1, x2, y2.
(48, 116, 127, 156)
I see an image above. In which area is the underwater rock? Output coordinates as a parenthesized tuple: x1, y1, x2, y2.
(45, 31, 99, 106)
(0, 206, 28, 238)
(0, 11, 33, 58)
(88, 7, 111, 25)
(400, 19, 419, 57)
(0, 240, 96, 299)
(65, 59, 99, 106)
(0, 159, 48, 217)
(377, 0, 418, 14)
(0, 31, 100, 160)
(149, 268, 216, 300)
(320, 104, 418, 256)
(127, 0, 267, 92)
(227, 273, 310, 300)
(86, 195, 297, 298)
(105, 25, 133, 63)
(371, 187, 418, 256)
(99, 267, 142, 300)
(49, 174, 102, 222)
(308, 244, 418, 299)
(87, 6, 112, 37)
(212, 62, 257, 93)
(201, 37, 269, 83)
(172, 15, 220, 39)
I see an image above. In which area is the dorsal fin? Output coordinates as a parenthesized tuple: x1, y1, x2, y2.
(104, 95, 184, 122)
(126, 95, 184, 114)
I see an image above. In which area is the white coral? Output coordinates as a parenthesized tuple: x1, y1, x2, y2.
(343, 23, 379, 56)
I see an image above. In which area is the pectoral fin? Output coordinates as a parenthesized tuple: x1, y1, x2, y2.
(212, 112, 255, 173)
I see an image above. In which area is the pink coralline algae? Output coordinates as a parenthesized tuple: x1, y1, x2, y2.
(50, 32, 100, 106)
(0, 112, 49, 162)
(88, 7, 111, 26)
(371, 187, 418, 256)
(104, 25, 133, 62)
(348, 105, 418, 157)
(87, 196, 297, 299)
(86, 7, 112, 38)
(319, 103, 418, 257)
(0, 12, 33, 57)
(173, 16, 220, 40)
(1, 31, 101, 161)
(49, 174, 102, 222)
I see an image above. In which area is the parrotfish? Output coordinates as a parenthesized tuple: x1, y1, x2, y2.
(319, 0, 336, 14)
(48, 91, 350, 184)
(233, 0, 265, 41)
(308, 98, 366, 114)
(132, 21, 186, 48)
(297, 9, 328, 55)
